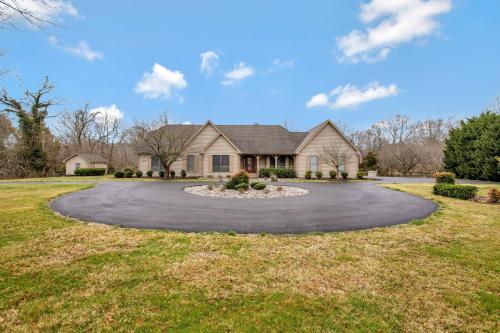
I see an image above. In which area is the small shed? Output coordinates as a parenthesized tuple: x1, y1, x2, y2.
(63, 153, 109, 175)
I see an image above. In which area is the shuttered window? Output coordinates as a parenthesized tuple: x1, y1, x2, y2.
(186, 155, 195, 172)
(152, 157, 165, 172)
(212, 155, 230, 172)
(310, 156, 318, 172)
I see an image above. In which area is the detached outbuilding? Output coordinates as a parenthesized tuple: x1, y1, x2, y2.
(63, 153, 109, 175)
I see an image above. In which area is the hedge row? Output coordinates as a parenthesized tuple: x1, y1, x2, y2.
(433, 183, 478, 200)
(258, 167, 296, 178)
(74, 168, 106, 176)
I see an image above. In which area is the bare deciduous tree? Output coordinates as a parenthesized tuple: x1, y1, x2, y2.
(380, 114, 417, 144)
(0, 0, 57, 29)
(129, 113, 192, 178)
(57, 104, 98, 152)
(379, 144, 423, 176)
(320, 143, 351, 177)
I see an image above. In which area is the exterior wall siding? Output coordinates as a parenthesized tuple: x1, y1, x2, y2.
(202, 135, 239, 177)
(65, 156, 90, 175)
(296, 124, 359, 178)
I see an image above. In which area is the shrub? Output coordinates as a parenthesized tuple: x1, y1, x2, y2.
(250, 181, 259, 189)
(275, 168, 296, 178)
(305, 170, 312, 179)
(258, 168, 272, 178)
(147, 170, 153, 178)
(270, 175, 278, 182)
(488, 188, 499, 203)
(276, 186, 283, 192)
(329, 170, 337, 179)
(181, 170, 187, 178)
(114, 171, 124, 178)
(231, 170, 249, 186)
(235, 182, 249, 191)
(224, 180, 235, 189)
(254, 182, 266, 190)
(74, 168, 106, 176)
(434, 171, 456, 184)
(124, 170, 133, 178)
(159, 171, 165, 178)
(170, 170, 175, 178)
(124, 168, 134, 174)
(315, 171, 323, 179)
(341, 171, 348, 180)
(357, 171, 364, 179)
(136, 170, 143, 178)
(258, 167, 296, 178)
(433, 183, 478, 200)
(207, 183, 214, 191)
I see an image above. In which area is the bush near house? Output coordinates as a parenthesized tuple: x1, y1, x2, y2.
(357, 171, 364, 179)
(124, 170, 133, 178)
(224, 181, 236, 189)
(258, 168, 296, 178)
(124, 168, 134, 174)
(434, 171, 456, 184)
(114, 171, 124, 178)
(250, 181, 259, 189)
(235, 183, 249, 191)
(341, 172, 348, 180)
(315, 171, 323, 179)
(147, 170, 153, 178)
(74, 168, 106, 176)
(254, 182, 266, 190)
(170, 170, 175, 178)
(231, 170, 249, 186)
(433, 183, 478, 200)
(181, 170, 187, 178)
(329, 170, 337, 179)
(159, 171, 165, 178)
(305, 171, 312, 179)
(135, 170, 143, 178)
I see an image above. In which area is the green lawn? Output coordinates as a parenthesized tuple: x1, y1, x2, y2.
(0, 183, 498, 332)
(0, 175, 220, 183)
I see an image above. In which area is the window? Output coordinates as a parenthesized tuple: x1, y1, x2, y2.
(151, 156, 165, 172)
(278, 156, 286, 168)
(186, 155, 195, 172)
(310, 156, 318, 172)
(75, 162, 81, 170)
(338, 157, 346, 173)
(270, 157, 276, 168)
(212, 155, 230, 172)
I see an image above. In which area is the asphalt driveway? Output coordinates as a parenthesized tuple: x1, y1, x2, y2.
(51, 182, 437, 234)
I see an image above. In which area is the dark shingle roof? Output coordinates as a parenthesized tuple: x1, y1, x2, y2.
(217, 125, 307, 154)
(64, 153, 109, 163)
(137, 122, 315, 155)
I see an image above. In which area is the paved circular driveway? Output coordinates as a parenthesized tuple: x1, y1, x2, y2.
(51, 182, 436, 234)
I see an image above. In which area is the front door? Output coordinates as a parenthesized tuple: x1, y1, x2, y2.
(244, 157, 256, 173)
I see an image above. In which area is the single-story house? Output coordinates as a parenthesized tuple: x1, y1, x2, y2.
(137, 120, 361, 178)
(63, 153, 109, 175)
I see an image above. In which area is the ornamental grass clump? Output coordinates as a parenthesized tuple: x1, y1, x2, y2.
(487, 188, 499, 204)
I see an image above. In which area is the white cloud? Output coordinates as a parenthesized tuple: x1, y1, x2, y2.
(89, 105, 123, 123)
(48, 36, 103, 61)
(135, 63, 188, 99)
(0, 0, 78, 26)
(268, 58, 295, 73)
(200, 50, 219, 77)
(337, 0, 452, 63)
(182, 121, 192, 125)
(306, 82, 399, 109)
(221, 62, 254, 86)
(306, 93, 329, 108)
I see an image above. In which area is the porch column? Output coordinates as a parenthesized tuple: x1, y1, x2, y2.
(266, 156, 270, 168)
(274, 155, 279, 168)
(285, 156, 289, 168)
(255, 155, 261, 176)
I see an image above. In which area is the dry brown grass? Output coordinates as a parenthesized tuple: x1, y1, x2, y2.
(0, 183, 498, 332)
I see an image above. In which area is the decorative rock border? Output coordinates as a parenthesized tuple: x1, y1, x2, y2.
(184, 184, 309, 199)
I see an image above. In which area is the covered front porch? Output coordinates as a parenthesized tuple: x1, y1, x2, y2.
(239, 154, 295, 176)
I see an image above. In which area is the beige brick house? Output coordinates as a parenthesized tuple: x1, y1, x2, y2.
(137, 120, 361, 178)
(63, 153, 109, 175)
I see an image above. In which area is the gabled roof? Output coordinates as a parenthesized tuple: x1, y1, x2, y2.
(63, 153, 109, 163)
(137, 120, 358, 156)
(294, 120, 360, 157)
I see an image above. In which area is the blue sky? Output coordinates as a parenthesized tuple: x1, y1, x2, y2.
(1, 0, 500, 131)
